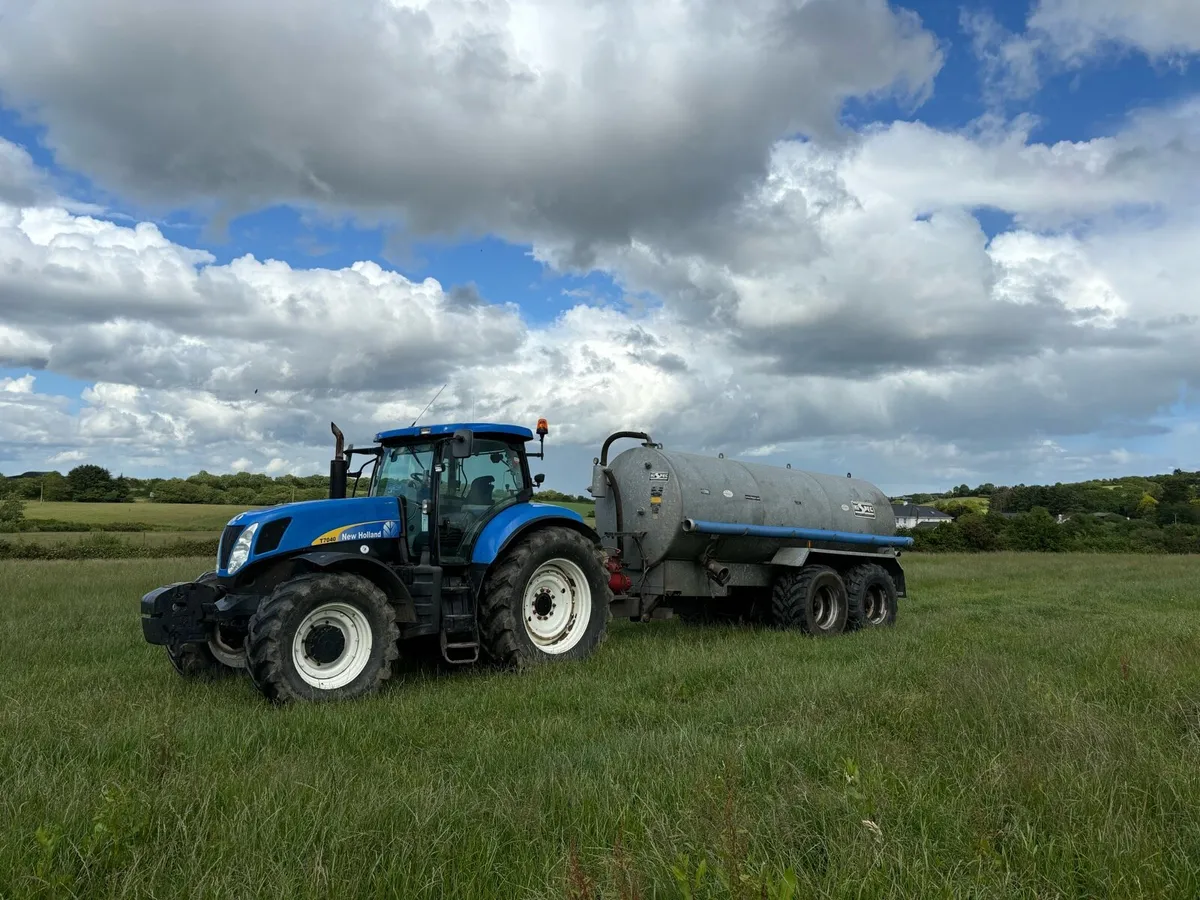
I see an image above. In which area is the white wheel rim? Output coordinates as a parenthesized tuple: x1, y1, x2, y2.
(291, 602, 374, 689)
(522, 558, 593, 655)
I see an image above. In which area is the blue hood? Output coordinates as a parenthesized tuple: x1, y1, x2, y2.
(219, 496, 404, 575)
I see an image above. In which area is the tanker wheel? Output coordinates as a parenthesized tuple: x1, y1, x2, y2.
(844, 563, 898, 631)
(480, 526, 612, 668)
(245, 572, 400, 704)
(771, 565, 849, 636)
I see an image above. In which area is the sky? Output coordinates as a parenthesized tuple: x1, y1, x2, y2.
(1, 0, 1199, 496)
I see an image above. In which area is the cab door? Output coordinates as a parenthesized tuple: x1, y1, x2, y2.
(435, 438, 529, 562)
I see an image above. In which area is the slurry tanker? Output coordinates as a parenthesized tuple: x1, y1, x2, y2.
(140, 422, 912, 703)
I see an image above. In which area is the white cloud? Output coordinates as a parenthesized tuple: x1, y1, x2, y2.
(0, 0, 941, 256)
(1027, 0, 1200, 64)
(48, 449, 86, 465)
(1, 90, 1199, 489)
(1, 373, 35, 394)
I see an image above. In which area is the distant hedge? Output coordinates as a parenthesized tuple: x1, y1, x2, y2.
(0, 535, 218, 561)
(902, 508, 1200, 554)
(0, 518, 173, 534)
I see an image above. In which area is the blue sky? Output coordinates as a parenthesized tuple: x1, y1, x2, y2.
(0, 0, 1198, 493)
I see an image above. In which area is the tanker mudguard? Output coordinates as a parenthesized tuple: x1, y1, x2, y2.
(471, 502, 596, 565)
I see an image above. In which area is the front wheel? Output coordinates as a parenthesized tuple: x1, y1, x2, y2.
(480, 526, 612, 667)
(245, 572, 400, 703)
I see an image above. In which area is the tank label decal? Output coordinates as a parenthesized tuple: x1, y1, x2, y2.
(744, 493, 761, 501)
(649, 471, 670, 481)
(853, 502, 877, 519)
(722, 490, 734, 498)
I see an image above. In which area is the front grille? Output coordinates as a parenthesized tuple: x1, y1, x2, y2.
(218, 524, 245, 569)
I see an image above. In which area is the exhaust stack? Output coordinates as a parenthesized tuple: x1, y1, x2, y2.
(329, 422, 348, 499)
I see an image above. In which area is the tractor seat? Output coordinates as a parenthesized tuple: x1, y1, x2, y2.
(465, 475, 495, 506)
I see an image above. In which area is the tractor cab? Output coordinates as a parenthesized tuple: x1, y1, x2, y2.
(356, 422, 545, 565)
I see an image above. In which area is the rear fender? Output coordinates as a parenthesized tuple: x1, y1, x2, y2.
(231, 551, 417, 623)
(470, 503, 601, 566)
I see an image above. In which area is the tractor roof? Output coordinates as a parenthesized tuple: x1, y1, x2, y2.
(374, 422, 534, 443)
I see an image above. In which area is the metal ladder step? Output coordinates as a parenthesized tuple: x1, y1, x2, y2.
(439, 613, 480, 664)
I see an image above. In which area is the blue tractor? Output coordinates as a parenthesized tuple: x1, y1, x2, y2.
(140, 419, 614, 703)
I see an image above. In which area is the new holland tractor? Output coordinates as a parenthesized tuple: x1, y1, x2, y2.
(140, 421, 912, 703)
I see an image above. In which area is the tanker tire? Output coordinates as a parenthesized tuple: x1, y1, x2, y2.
(480, 526, 612, 668)
(844, 564, 897, 631)
(245, 572, 400, 704)
(771, 565, 849, 636)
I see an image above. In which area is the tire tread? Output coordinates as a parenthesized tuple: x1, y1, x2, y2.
(246, 571, 400, 703)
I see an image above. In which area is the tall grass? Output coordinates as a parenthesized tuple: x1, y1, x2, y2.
(1, 554, 1198, 898)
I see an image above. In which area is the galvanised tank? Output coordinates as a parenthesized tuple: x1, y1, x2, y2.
(593, 445, 898, 568)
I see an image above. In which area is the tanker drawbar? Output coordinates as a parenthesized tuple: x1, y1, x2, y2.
(591, 431, 911, 634)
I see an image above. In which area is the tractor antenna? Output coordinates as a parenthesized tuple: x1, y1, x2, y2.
(410, 383, 447, 427)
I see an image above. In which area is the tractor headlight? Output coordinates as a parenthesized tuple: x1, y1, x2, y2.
(226, 522, 259, 574)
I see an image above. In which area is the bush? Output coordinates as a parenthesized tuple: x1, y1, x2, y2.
(0, 534, 218, 561)
(0, 497, 25, 525)
(904, 509, 1200, 555)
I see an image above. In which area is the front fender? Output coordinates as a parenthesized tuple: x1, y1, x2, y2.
(230, 551, 417, 623)
(471, 502, 599, 565)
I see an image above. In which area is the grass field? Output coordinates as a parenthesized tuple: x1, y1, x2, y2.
(20, 502, 259, 530)
(3, 554, 1199, 898)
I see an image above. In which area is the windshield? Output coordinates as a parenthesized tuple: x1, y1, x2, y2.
(372, 442, 435, 502)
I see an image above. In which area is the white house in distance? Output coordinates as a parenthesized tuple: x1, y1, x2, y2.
(891, 503, 954, 529)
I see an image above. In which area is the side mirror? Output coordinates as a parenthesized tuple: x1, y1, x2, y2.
(534, 473, 545, 488)
(449, 429, 474, 459)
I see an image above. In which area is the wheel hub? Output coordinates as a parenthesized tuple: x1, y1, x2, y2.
(811, 586, 838, 630)
(865, 586, 887, 624)
(290, 602, 374, 690)
(303, 623, 346, 665)
(532, 588, 556, 619)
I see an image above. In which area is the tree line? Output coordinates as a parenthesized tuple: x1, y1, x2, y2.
(902, 470, 1200, 529)
(898, 469, 1200, 554)
(1, 465, 331, 506)
(1, 465, 597, 507)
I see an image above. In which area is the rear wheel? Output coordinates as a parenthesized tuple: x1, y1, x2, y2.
(845, 564, 898, 630)
(771, 565, 849, 635)
(246, 572, 400, 703)
(480, 526, 612, 667)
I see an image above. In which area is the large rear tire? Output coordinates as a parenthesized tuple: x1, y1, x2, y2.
(245, 572, 400, 703)
(844, 563, 898, 631)
(771, 565, 849, 635)
(480, 526, 612, 667)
